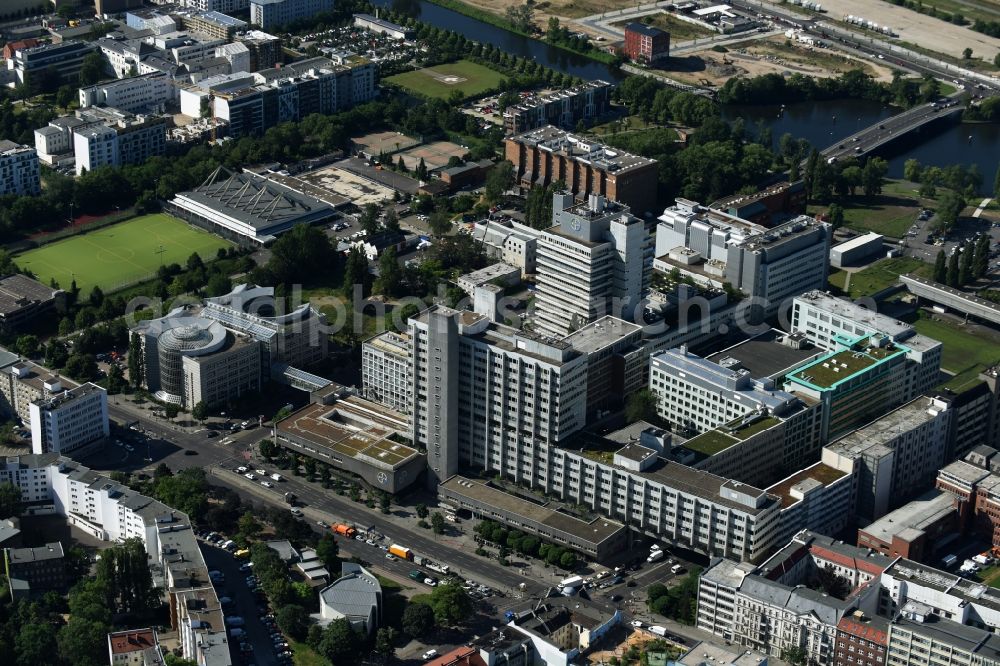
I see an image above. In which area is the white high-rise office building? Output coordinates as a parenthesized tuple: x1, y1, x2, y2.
(655, 199, 830, 320)
(29, 383, 109, 456)
(409, 306, 589, 486)
(533, 193, 651, 338)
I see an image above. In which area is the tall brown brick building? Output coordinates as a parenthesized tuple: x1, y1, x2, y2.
(504, 126, 659, 216)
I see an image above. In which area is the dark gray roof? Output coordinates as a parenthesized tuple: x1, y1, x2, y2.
(739, 575, 853, 626)
(625, 22, 668, 38)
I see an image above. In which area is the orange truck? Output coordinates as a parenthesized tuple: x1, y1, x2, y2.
(332, 524, 356, 539)
(388, 544, 412, 560)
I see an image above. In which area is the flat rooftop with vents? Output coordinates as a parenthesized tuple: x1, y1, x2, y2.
(787, 337, 908, 390)
(275, 396, 425, 494)
(439, 475, 627, 561)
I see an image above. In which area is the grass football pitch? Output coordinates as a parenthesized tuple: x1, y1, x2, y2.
(385, 59, 505, 100)
(16, 213, 231, 295)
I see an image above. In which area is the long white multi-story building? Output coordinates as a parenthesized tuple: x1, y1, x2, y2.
(29, 383, 109, 457)
(72, 112, 167, 176)
(648, 346, 803, 434)
(179, 56, 375, 138)
(533, 193, 651, 337)
(407, 306, 783, 562)
(184, 0, 250, 12)
(655, 199, 830, 320)
(0, 454, 231, 666)
(78, 72, 175, 114)
(0, 140, 40, 197)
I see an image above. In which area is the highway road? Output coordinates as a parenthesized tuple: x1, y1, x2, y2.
(726, 0, 1000, 94)
(818, 100, 963, 163)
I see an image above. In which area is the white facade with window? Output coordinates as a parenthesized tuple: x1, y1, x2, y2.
(29, 383, 109, 456)
(0, 141, 40, 196)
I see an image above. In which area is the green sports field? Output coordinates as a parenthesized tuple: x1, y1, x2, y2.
(17, 214, 231, 294)
(385, 59, 505, 100)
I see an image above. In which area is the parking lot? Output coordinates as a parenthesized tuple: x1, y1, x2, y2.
(200, 540, 285, 666)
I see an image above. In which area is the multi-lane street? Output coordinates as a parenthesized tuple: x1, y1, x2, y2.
(819, 100, 964, 163)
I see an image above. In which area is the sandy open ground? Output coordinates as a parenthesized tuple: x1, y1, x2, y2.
(659, 36, 894, 88)
(814, 0, 1000, 60)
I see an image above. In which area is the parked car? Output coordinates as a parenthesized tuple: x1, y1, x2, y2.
(423, 650, 439, 660)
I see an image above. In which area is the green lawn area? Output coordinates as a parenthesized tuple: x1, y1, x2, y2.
(290, 640, 327, 666)
(16, 213, 230, 295)
(827, 269, 849, 292)
(811, 180, 947, 239)
(908, 311, 1000, 392)
(976, 564, 1000, 589)
(385, 60, 505, 100)
(587, 116, 678, 139)
(729, 415, 780, 440)
(845, 257, 934, 298)
(684, 430, 737, 456)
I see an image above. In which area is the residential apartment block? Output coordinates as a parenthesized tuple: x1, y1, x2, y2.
(502, 81, 612, 134)
(505, 126, 659, 215)
(879, 557, 1000, 629)
(886, 603, 1000, 666)
(108, 628, 165, 666)
(72, 112, 167, 176)
(78, 71, 175, 114)
(655, 199, 831, 320)
(833, 613, 888, 666)
(0, 140, 40, 197)
(0, 360, 72, 429)
(29, 383, 109, 457)
(3, 542, 66, 598)
(181, 55, 375, 138)
(182, 11, 248, 41)
(0, 454, 231, 665)
(250, 0, 334, 29)
(235, 30, 282, 71)
(533, 194, 651, 337)
(698, 531, 891, 665)
(184, 0, 251, 12)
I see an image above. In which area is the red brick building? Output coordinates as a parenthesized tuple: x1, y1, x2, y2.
(711, 180, 807, 227)
(2, 39, 38, 61)
(856, 490, 958, 562)
(834, 614, 888, 666)
(623, 23, 670, 65)
(504, 126, 659, 215)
